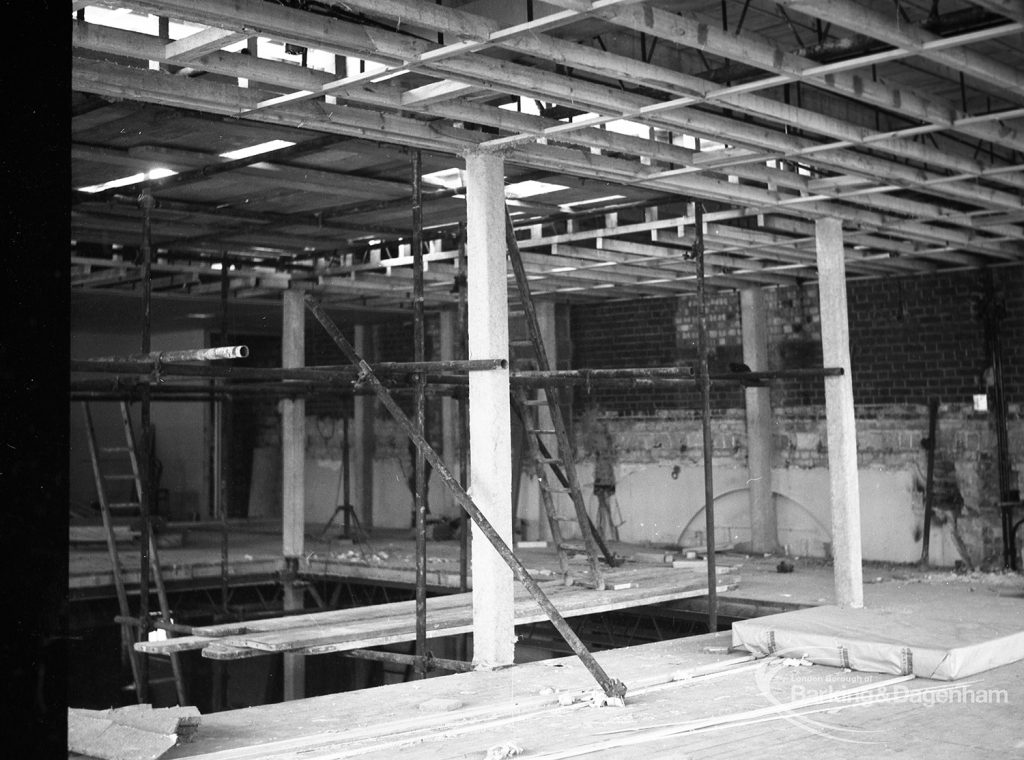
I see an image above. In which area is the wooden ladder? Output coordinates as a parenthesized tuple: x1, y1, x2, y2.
(505, 213, 608, 590)
(81, 401, 187, 705)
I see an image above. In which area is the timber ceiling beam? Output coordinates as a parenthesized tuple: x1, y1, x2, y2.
(565, 0, 1024, 157)
(74, 11, 1024, 226)
(324, 0, 1024, 207)
(71, 2, 1024, 284)
(775, 0, 1024, 102)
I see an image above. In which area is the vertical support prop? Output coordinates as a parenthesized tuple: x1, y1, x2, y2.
(137, 188, 156, 700)
(815, 218, 864, 608)
(920, 398, 939, 566)
(353, 325, 375, 531)
(218, 251, 230, 613)
(411, 150, 429, 679)
(694, 203, 718, 633)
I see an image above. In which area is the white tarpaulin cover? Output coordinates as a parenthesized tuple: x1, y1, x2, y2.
(732, 595, 1024, 681)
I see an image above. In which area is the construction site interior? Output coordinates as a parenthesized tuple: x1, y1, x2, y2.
(45, 0, 1024, 757)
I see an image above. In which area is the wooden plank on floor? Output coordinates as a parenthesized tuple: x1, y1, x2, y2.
(218, 568, 736, 656)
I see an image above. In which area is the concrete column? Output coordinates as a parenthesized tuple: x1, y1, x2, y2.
(281, 289, 306, 557)
(815, 218, 864, 608)
(740, 287, 777, 554)
(353, 324, 376, 529)
(466, 150, 515, 667)
(281, 288, 306, 698)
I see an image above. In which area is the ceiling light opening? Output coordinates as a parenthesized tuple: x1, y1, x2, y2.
(220, 139, 296, 160)
(505, 180, 569, 199)
(422, 167, 464, 190)
(76, 167, 177, 194)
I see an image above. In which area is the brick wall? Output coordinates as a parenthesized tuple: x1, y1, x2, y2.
(570, 264, 1024, 414)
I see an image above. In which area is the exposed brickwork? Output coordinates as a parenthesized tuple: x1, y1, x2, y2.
(570, 265, 1024, 414)
(569, 297, 683, 414)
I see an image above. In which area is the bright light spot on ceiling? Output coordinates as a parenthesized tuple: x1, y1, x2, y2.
(77, 167, 177, 194)
(220, 140, 295, 160)
(506, 180, 569, 199)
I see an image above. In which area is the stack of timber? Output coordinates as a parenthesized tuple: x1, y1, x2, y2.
(70, 524, 136, 545)
(68, 704, 201, 760)
(136, 564, 738, 661)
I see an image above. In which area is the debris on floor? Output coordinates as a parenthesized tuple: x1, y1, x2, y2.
(68, 704, 201, 760)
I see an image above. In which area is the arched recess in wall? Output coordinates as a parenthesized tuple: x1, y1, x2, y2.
(676, 488, 833, 557)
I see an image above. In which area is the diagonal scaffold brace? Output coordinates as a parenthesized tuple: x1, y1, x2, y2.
(304, 295, 627, 702)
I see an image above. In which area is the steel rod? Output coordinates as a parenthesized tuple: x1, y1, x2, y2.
(303, 295, 627, 701)
(412, 150, 429, 680)
(695, 202, 719, 634)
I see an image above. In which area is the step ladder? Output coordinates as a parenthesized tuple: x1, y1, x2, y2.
(505, 212, 610, 590)
(81, 401, 187, 705)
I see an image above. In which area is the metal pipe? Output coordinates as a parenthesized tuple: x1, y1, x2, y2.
(72, 360, 837, 385)
(412, 150, 429, 680)
(456, 223, 470, 598)
(694, 202, 718, 634)
(70, 358, 504, 379)
(342, 648, 474, 673)
(137, 188, 155, 701)
(218, 252, 231, 613)
(82, 346, 249, 363)
(303, 295, 627, 701)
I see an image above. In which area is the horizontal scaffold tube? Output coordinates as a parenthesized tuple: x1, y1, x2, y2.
(69, 358, 506, 381)
(83, 345, 249, 363)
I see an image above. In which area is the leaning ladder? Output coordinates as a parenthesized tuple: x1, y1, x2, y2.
(505, 213, 607, 590)
(81, 401, 187, 704)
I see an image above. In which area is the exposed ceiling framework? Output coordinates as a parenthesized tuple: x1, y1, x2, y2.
(71, 0, 1024, 318)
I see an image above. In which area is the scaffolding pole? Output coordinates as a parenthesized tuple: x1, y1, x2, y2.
(411, 151, 429, 680)
(137, 188, 155, 701)
(694, 202, 718, 634)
